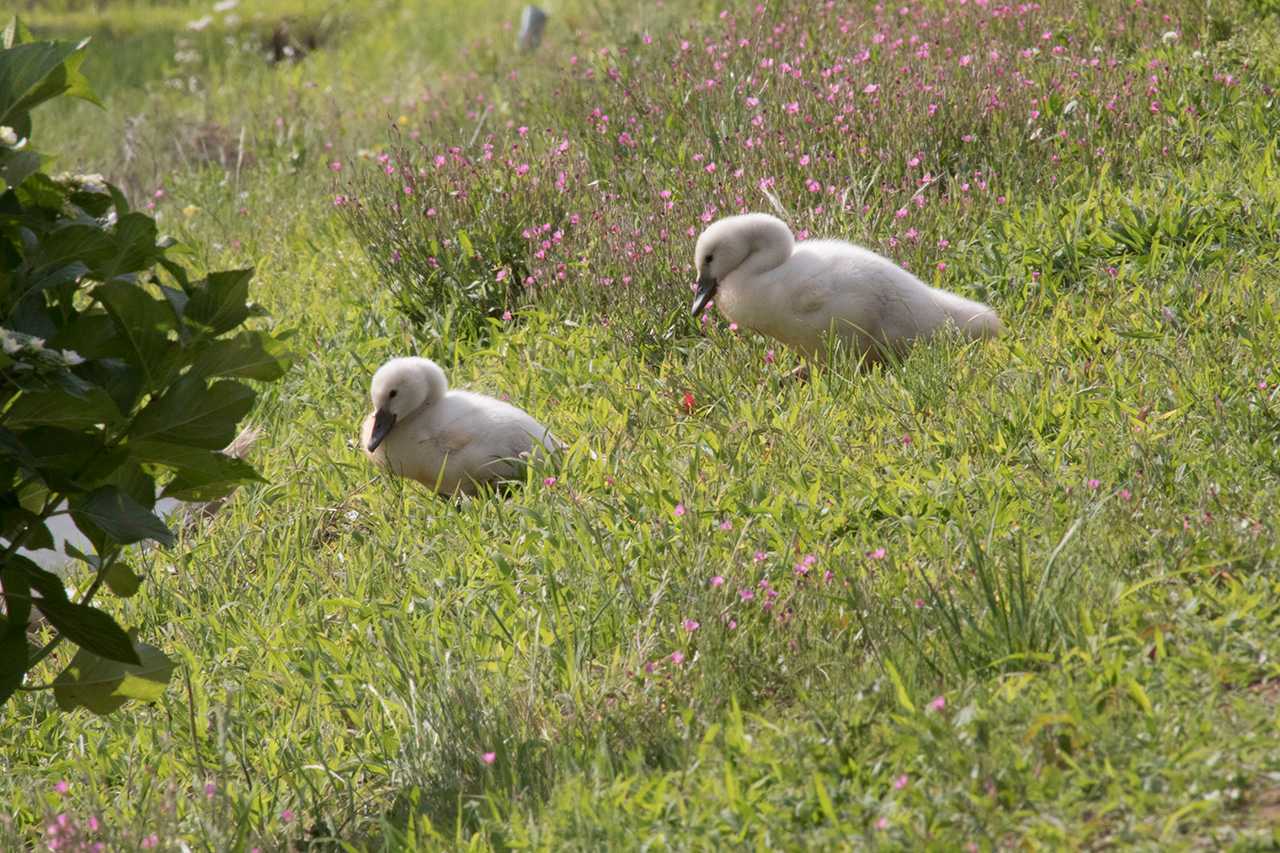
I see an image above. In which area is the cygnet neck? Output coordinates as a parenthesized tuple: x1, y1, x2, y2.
(407, 358, 449, 420)
(742, 217, 795, 276)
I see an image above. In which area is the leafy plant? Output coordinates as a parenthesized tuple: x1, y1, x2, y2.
(0, 17, 290, 714)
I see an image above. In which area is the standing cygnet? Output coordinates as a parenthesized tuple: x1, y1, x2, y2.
(691, 213, 1003, 364)
(361, 357, 560, 497)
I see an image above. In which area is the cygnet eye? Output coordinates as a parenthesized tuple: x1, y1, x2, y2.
(389, 389, 398, 399)
(704, 253, 714, 264)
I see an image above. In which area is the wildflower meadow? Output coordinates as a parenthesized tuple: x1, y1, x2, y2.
(3, 0, 1279, 848)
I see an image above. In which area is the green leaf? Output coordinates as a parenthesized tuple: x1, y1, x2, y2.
(0, 559, 33, 636)
(34, 597, 139, 665)
(30, 221, 116, 273)
(3, 385, 122, 431)
(94, 212, 162, 280)
(0, 563, 33, 700)
(130, 438, 262, 501)
(0, 424, 39, 473)
(92, 280, 175, 389)
(0, 507, 54, 550)
(185, 268, 253, 335)
(457, 229, 475, 257)
(52, 639, 175, 714)
(15, 170, 62, 209)
(17, 426, 111, 491)
(189, 330, 293, 381)
(101, 459, 155, 509)
(883, 659, 916, 713)
(103, 562, 141, 598)
(74, 358, 144, 415)
(0, 148, 41, 190)
(0, 38, 100, 139)
(10, 260, 89, 308)
(130, 376, 255, 450)
(0, 630, 28, 705)
(70, 485, 173, 547)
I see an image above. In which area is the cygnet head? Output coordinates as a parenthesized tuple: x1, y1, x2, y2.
(691, 213, 796, 315)
(366, 357, 448, 452)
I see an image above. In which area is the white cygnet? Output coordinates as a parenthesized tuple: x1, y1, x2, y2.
(691, 213, 1003, 363)
(361, 357, 561, 497)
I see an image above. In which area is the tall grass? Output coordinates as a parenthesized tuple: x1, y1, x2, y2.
(4, 0, 1280, 849)
(339, 0, 1278, 335)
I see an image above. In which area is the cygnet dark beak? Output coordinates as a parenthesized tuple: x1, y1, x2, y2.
(691, 273, 718, 316)
(367, 409, 396, 452)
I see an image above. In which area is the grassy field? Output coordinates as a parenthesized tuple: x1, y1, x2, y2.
(4, 0, 1280, 849)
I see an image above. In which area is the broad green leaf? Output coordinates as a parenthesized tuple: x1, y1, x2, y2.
(70, 485, 173, 547)
(103, 562, 141, 598)
(29, 221, 116, 271)
(8, 260, 89, 309)
(107, 183, 130, 217)
(185, 268, 253, 335)
(0, 40, 80, 129)
(189, 330, 293, 381)
(0, 562, 33, 702)
(92, 280, 175, 389)
(52, 639, 175, 714)
(93, 212, 162, 280)
(0, 560, 32, 634)
(130, 438, 262, 501)
(74, 358, 143, 415)
(0, 507, 54, 550)
(3, 385, 122, 430)
(0, 38, 100, 139)
(67, 186, 114, 217)
(158, 283, 188, 329)
(0, 148, 41, 191)
(100, 460, 155, 509)
(33, 596, 139, 665)
(0, 630, 28, 704)
(14, 170, 61, 209)
(130, 376, 255, 450)
(16, 426, 110, 491)
(157, 257, 190, 294)
(0, 424, 38, 473)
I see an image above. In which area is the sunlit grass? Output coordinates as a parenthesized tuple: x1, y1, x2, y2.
(4, 0, 1280, 849)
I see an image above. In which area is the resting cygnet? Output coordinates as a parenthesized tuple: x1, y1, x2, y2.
(361, 357, 561, 497)
(692, 213, 1003, 363)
